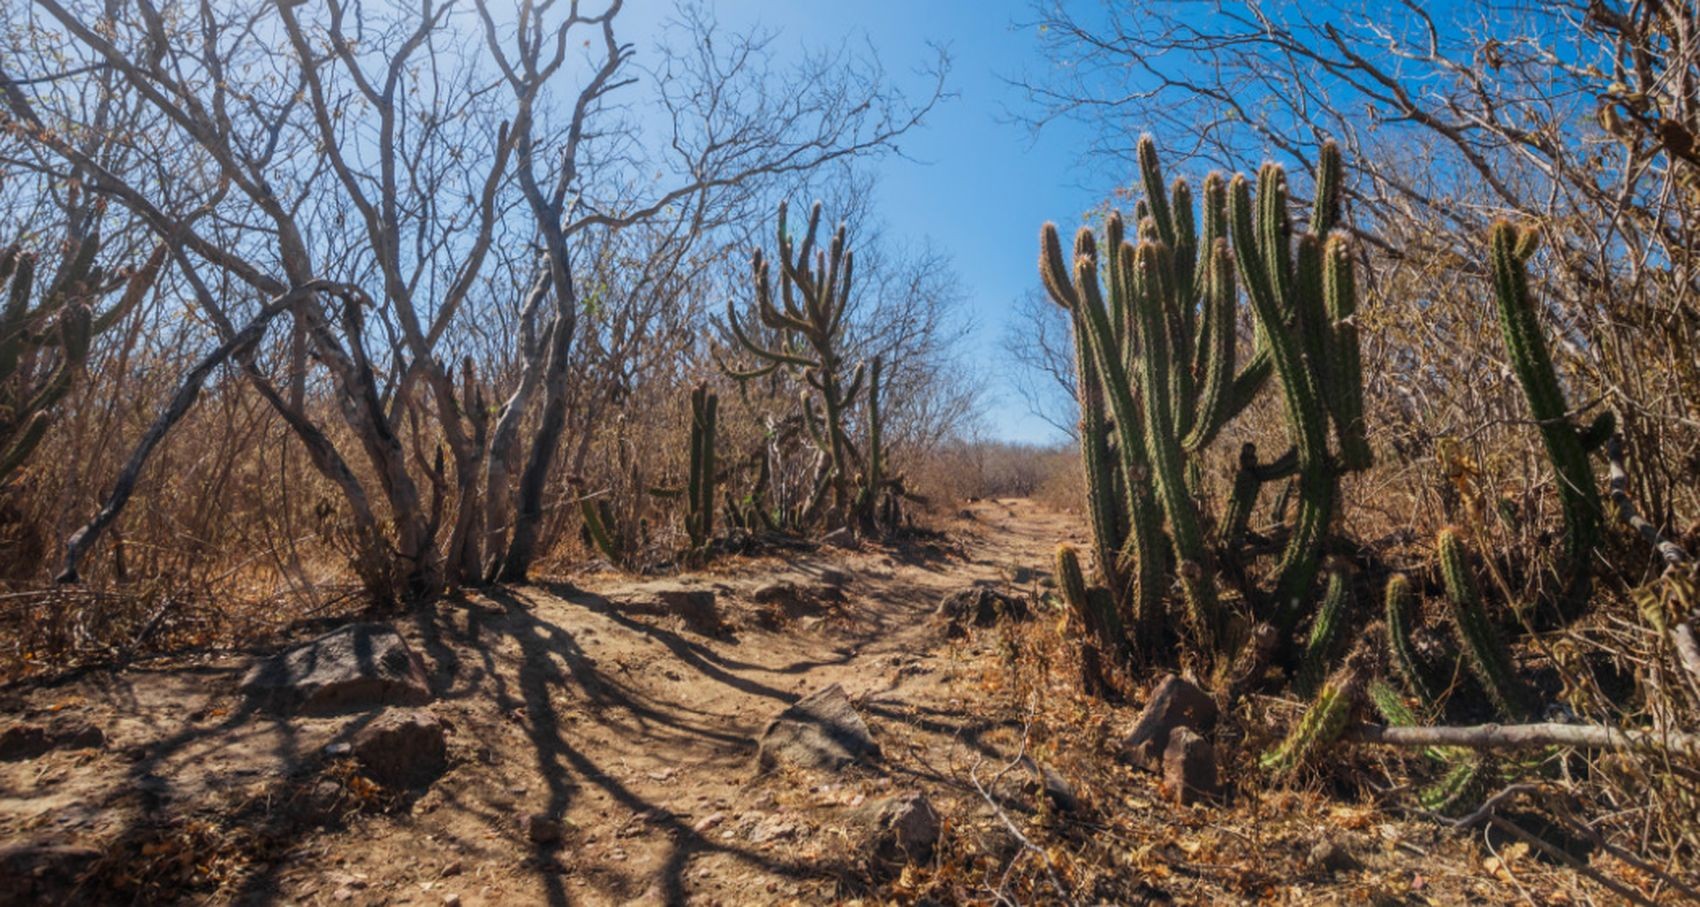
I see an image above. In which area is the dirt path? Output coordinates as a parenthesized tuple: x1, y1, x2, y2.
(1, 498, 1087, 905)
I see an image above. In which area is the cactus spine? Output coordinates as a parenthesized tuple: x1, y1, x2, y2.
(1438, 528, 1532, 720)
(1, 235, 165, 486)
(1487, 222, 1603, 621)
(685, 383, 718, 554)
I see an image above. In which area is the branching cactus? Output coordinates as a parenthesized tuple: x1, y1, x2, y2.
(1040, 137, 1372, 661)
(1226, 142, 1372, 630)
(725, 201, 866, 531)
(1438, 527, 1533, 720)
(1, 234, 165, 485)
(1487, 222, 1607, 623)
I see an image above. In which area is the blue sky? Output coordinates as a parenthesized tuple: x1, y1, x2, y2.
(624, 1, 1109, 444)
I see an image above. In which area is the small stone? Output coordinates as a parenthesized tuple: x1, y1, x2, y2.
(1162, 727, 1219, 805)
(441, 894, 462, 907)
(522, 812, 564, 845)
(353, 709, 447, 789)
(1124, 675, 1218, 770)
(1022, 758, 1080, 812)
(817, 569, 853, 587)
(1309, 838, 1361, 874)
(692, 812, 726, 833)
(441, 860, 464, 877)
(854, 791, 941, 864)
(820, 527, 856, 548)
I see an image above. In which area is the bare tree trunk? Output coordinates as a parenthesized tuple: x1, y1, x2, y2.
(1346, 722, 1700, 757)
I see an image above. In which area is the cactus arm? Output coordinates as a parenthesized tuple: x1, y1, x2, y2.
(1438, 527, 1533, 720)
(1057, 543, 1128, 658)
(1230, 171, 1335, 627)
(1309, 142, 1343, 237)
(1069, 232, 1168, 643)
(1385, 572, 1443, 707)
(1489, 221, 1602, 621)
(1137, 136, 1177, 250)
(580, 495, 624, 563)
(725, 299, 816, 369)
(1324, 235, 1372, 470)
(1128, 241, 1219, 649)
(1182, 239, 1239, 453)
(1296, 567, 1351, 697)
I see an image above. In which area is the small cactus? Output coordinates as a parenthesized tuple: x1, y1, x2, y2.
(1438, 528, 1532, 720)
(685, 383, 719, 554)
(1261, 641, 1375, 774)
(1296, 566, 1351, 697)
(1384, 573, 1444, 707)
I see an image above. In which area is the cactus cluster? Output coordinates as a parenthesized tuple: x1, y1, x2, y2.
(2, 234, 164, 485)
(725, 202, 900, 536)
(1040, 138, 1370, 665)
(1488, 222, 1609, 623)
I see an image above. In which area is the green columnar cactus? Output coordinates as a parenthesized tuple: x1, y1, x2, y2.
(1042, 224, 1167, 645)
(1324, 236, 1372, 470)
(1296, 567, 1351, 697)
(1, 235, 165, 486)
(1057, 543, 1129, 658)
(1229, 169, 1334, 628)
(1438, 528, 1533, 720)
(580, 495, 625, 564)
(1487, 222, 1604, 622)
(685, 383, 718, 553)
(1384, 573, 1443, 707)
(1043, 137, 1368, 660)
(724, 201, 873, 533)
(1261, 641, 1375, 774)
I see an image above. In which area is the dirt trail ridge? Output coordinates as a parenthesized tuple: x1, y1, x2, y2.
(3, 498, 1105, 905)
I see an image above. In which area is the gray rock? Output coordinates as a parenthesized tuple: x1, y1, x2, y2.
(1162, 726, 1218, 805)
(1123, 674, 1218, 770)
(0, 720, 104, 761)
(755, 683, 880, 772)
(353, 708, 447, 789)
(0, 842, 100, 906)
(855, 792, 940, 864)
(240, 623, 431, 715)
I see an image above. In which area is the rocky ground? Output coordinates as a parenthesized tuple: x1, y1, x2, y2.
(0, 500, 1624, 905)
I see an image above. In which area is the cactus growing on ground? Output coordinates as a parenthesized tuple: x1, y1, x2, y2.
(1384, 573, 1444, 707)
(1296, 567, 1351, 697)
(1261, 636, 1377, 774)
(1487, 222, 1606, 622)
(2, 234, 165, 485)
(1438, 527, 1533, 720)
(724, 202, 861, 525)
(685, 383, 718, 554)
(1057, 542, 1129, 660)
(1042, 137, 1371, 661)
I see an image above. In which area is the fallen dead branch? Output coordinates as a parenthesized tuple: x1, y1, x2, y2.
(1346, 721, 1700, 757)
